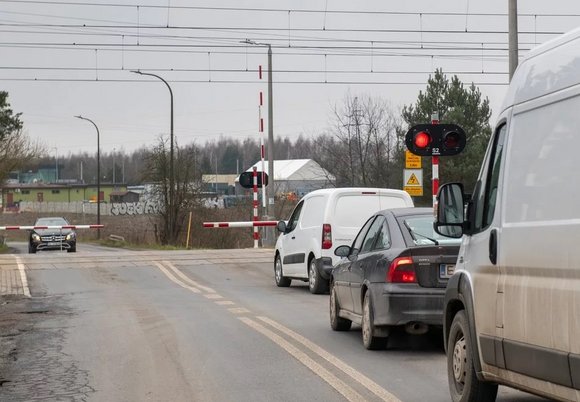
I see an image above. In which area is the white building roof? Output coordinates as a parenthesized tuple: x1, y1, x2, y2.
(239, 159, 335, 182)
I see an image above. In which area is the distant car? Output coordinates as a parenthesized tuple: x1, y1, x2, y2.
(29, 217, 76, 254)
(329, 208, 460, 350)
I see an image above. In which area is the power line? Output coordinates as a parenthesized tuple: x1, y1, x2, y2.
(0, 0, 579, 18)
(0, 78, 509, 85)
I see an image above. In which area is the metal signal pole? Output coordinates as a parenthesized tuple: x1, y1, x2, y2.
(509, 0, 519, 81)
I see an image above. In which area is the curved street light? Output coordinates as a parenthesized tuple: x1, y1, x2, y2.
(75, 115, 101, 238)
(130, 70, 175, 237)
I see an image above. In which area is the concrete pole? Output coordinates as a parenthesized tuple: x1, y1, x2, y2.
(509, 0, 519, 81)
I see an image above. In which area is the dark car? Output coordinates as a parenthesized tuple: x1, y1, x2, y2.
(329, 207, 461, 350)
(29, 217, 77, 254)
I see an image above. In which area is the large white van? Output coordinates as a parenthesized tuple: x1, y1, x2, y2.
(274, 188, 413, 294)
(435, 27, 580, 402)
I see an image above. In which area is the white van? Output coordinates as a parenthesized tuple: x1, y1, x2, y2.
(435, 27, 580, 402)
(274, 188, 413, 294)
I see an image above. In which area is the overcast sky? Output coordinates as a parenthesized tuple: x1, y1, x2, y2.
(2, 0, 580, 160)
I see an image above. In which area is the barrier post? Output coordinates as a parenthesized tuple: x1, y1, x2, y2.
(252, 166, 259, 248)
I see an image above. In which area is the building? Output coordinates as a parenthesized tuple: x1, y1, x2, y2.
(236, 159, 335, 196)
(202, 174, 238, 195)
(1, 183, 129, 210)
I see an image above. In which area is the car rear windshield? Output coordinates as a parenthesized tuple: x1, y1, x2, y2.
(401, 215, 462, 246)
(35, 217, 68, 226)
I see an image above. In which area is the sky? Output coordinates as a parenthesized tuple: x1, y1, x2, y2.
(2, 0, 580, 159)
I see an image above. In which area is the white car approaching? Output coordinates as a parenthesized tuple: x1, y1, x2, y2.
(274, 188, 414, 294)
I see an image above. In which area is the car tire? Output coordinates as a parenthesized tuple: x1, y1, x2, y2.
(28, 244, 37, 254)
(330, 282, 351, 331)
(362, 291, 387, 350)
(274, 255, 291, 287)
(67, 245, 76, 253)
(448, 310, 498, 402)
(308, 257, 328, 294)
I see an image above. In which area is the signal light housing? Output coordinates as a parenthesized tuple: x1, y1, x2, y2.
(239, 171, 269, 189)
(405, 124, 466, 156)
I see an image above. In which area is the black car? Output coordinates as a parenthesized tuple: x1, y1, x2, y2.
(330, 207, 460, 350)
(29, 217, 77, 254)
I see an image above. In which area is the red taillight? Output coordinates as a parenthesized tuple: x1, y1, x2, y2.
(387, 256, 417, 283)
(322, 224, 332, 249)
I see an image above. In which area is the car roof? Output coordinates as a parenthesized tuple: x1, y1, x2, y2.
(379, 207, 433, 218)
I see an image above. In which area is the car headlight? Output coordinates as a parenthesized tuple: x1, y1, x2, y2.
(31, 233, 41, 241)
(66, 233, 76, 241)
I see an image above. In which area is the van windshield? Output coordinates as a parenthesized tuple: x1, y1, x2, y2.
(402, 215, 462, 246)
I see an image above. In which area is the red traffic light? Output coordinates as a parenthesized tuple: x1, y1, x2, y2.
(405, 124, 466, 156)
(414, 131, 431, 148)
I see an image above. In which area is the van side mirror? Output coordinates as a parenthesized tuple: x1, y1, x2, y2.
(434, 183, 465, 238)
(276, 221, 287, 233)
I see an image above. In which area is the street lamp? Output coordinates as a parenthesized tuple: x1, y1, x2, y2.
(75, 115, 101, 238)
(242, 39, 275, 218)
(53, 147, 58, 183)
(131, 70, 175, 231)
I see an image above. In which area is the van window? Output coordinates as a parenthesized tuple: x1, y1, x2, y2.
(472, 124, 507, 232)
(286, 201, 303, 233)
(334, 195, 406, 228)
(505, 94, 580, 223)
(360, 216, 387, 254)
(299, 196, 325, 229)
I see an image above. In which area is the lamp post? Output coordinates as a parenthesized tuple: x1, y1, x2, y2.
(242, 39, 275, 218)
(131, 70, 175, 235)
(53, 147, 58, 183)
(75, 115, 101, 238)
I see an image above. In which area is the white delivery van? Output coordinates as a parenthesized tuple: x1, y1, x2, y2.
(435, 27, 580, 402)
(274, 188, 413, 294)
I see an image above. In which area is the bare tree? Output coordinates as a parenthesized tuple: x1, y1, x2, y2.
(315, 94, 401, 188)
(143, 137, 204, 245)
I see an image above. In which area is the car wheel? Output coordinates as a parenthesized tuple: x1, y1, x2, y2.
(308, 258, 328, 294)
(28, 244, 37, 254)
(67, 245, 76, 253)
(330, 282, 351, 331)
(274, 255, 291, 287)
(448, 310, 498, 402)
(362, 291, 387, 350)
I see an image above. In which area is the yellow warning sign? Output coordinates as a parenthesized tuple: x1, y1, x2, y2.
(406, 173, 420, 185)
(404, 186, 423, 196)
(405, 150, 422, 169)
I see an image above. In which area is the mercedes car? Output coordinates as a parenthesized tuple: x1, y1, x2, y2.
(29, 217, 77, 254)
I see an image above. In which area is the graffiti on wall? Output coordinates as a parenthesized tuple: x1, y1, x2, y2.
(110, 201, 161, 216)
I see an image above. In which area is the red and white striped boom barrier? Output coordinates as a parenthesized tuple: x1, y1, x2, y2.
(203, 221, 277, 228)
(252, 166, 259, 248)
(0, 225, 104, 231)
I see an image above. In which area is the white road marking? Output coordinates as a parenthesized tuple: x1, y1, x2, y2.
(257, 316, 401, 402)
(153, 262, 201, 293)
(161, 261, 216, 293)
(239, 317, 366, 402)
(215, 300, 235, 306)
(227, 307, 250, 314)
(15, 256, 31, 297)
(203, 294, 223, 300)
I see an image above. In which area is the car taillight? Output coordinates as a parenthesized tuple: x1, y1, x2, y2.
(387, 257, 417, 283)
(322, 224, 332, 249)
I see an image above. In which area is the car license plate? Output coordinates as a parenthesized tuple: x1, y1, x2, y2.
(439, 264, 455, 279)
(47, 242, 61, 246)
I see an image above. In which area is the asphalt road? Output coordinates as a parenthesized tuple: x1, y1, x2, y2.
(0, 242, 550, 402)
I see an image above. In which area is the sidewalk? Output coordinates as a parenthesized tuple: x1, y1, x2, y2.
(0, 257, 29, 297)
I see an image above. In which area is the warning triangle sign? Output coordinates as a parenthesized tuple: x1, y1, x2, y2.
(406, 173, 420, 185)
